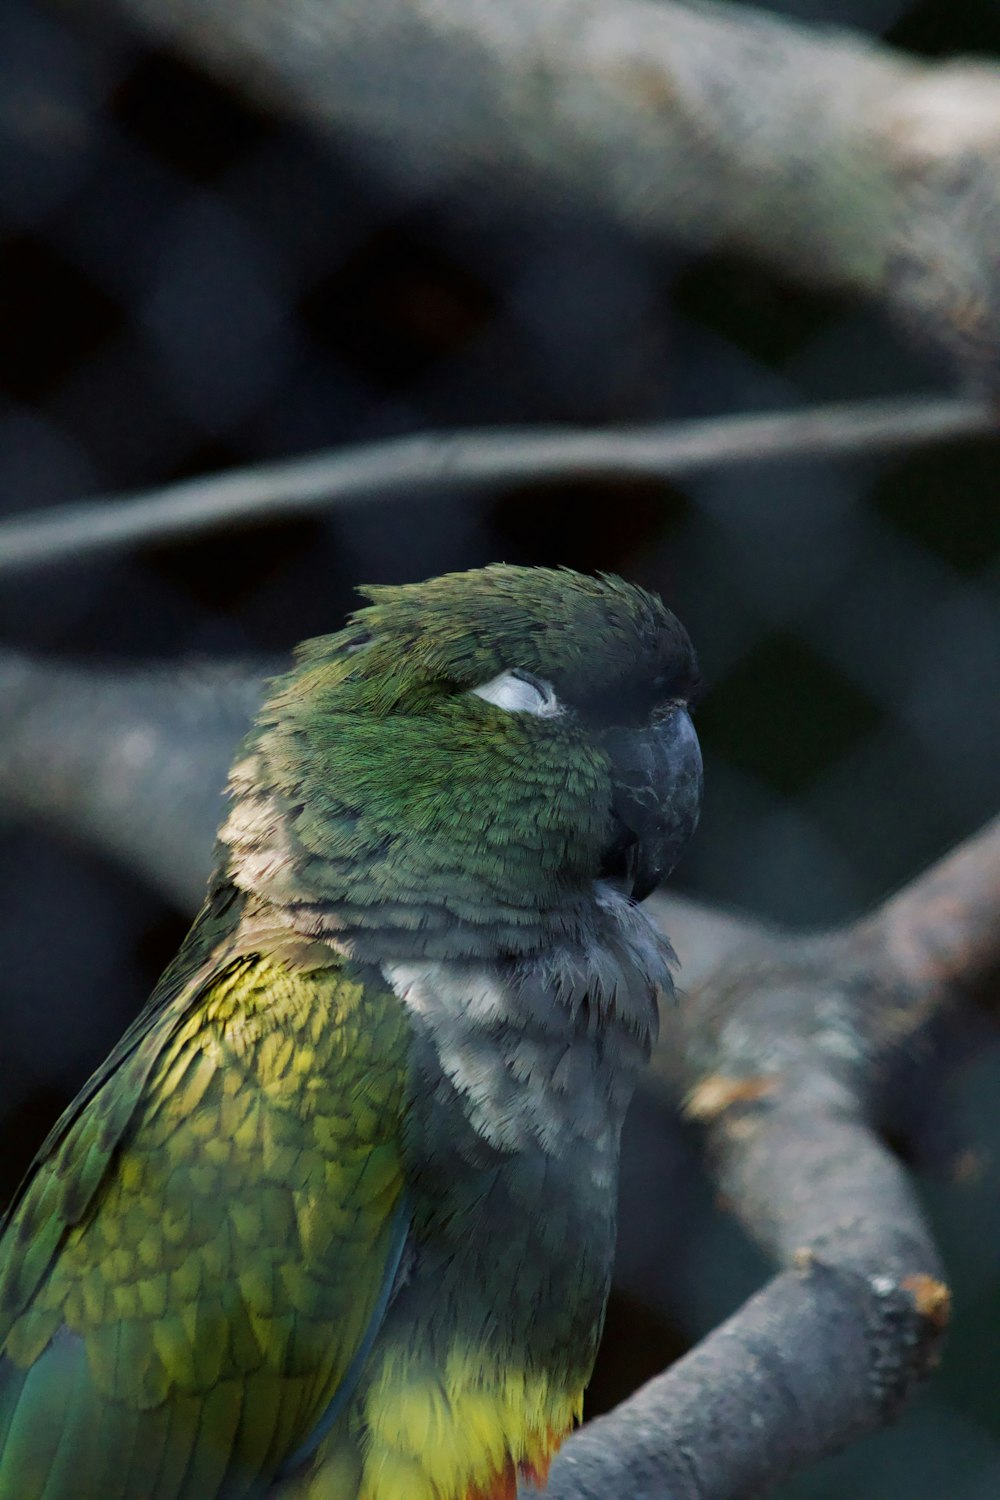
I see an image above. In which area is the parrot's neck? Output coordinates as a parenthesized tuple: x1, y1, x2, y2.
(363, 879, 668, 1473)
(382, 882, 671, 1155)
(219, 747, 672, 965)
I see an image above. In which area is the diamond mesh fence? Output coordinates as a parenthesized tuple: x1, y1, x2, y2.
(0, 0, 998, 1494)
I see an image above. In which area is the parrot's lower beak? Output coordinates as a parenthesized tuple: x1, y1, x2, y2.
(599, 706, 703, 902)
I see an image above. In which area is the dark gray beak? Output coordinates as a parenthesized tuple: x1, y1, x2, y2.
(600, 707, 703, 901)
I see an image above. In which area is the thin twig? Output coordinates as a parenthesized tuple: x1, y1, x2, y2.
(0, 395, 994, 571)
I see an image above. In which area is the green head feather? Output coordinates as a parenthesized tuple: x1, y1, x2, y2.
(221, 565, 698, 959)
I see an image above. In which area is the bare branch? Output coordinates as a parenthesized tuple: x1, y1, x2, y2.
(541, 824, 1000, 1497)
(1, 395, 994, 571)
(543, 1261, 943, 1500)
(863, 813, 1000, 1013)
(95, 0, 1000, 385)
(0, 650, 274, 908)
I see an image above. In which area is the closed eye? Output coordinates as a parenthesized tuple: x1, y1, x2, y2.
(471, 670, 562, 718)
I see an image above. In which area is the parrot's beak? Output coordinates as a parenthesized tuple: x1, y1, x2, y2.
(600, 706, 703, 902)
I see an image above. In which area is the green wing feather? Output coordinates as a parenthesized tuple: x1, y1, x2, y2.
(0, 889, 411, 1500)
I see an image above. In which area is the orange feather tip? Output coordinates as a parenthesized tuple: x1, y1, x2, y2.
(465, 1422, 570, 1499)
(466, 1457, 517, 1500)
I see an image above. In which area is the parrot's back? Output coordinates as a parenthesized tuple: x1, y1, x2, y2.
(0, 932, 413, 1500)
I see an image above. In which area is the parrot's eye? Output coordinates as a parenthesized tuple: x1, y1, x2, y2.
(471, 670, 562, 718)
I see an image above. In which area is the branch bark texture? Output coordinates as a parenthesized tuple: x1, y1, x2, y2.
(543, 827, 1000, 1496)
(98, 0, 1000, 385)
(0, 651, 274, 908)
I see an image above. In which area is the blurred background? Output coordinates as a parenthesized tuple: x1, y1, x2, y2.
(1, 0, 998, 1493)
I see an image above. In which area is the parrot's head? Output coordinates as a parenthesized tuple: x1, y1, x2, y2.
(224, 565, 702, 958)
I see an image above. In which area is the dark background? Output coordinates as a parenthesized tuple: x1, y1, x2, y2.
(1, 0, 998, 1493)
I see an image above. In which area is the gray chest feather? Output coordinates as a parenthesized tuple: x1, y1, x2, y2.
(383, 888, 673, 1207)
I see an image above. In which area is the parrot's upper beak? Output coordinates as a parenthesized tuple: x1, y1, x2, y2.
(600, 706, 703, 902)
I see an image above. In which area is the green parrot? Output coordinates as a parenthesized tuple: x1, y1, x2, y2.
(0, 565, 702, 1500)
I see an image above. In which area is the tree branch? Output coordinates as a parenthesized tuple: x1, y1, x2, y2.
(94, 0, 1000, 386)
(862, 813, 1000, 1014)
(549, 825, 1000, 1498)
(0, 395, 994, 570)
(0, 650, 273, 907)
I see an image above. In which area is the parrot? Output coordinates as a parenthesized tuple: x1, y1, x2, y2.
(0, 564, 702, 1500)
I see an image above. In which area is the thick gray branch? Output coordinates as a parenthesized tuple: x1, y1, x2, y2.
(0, 651, 273, 908)
(545, 1261, 933, 1500)
(97, 0, 1000, 384)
